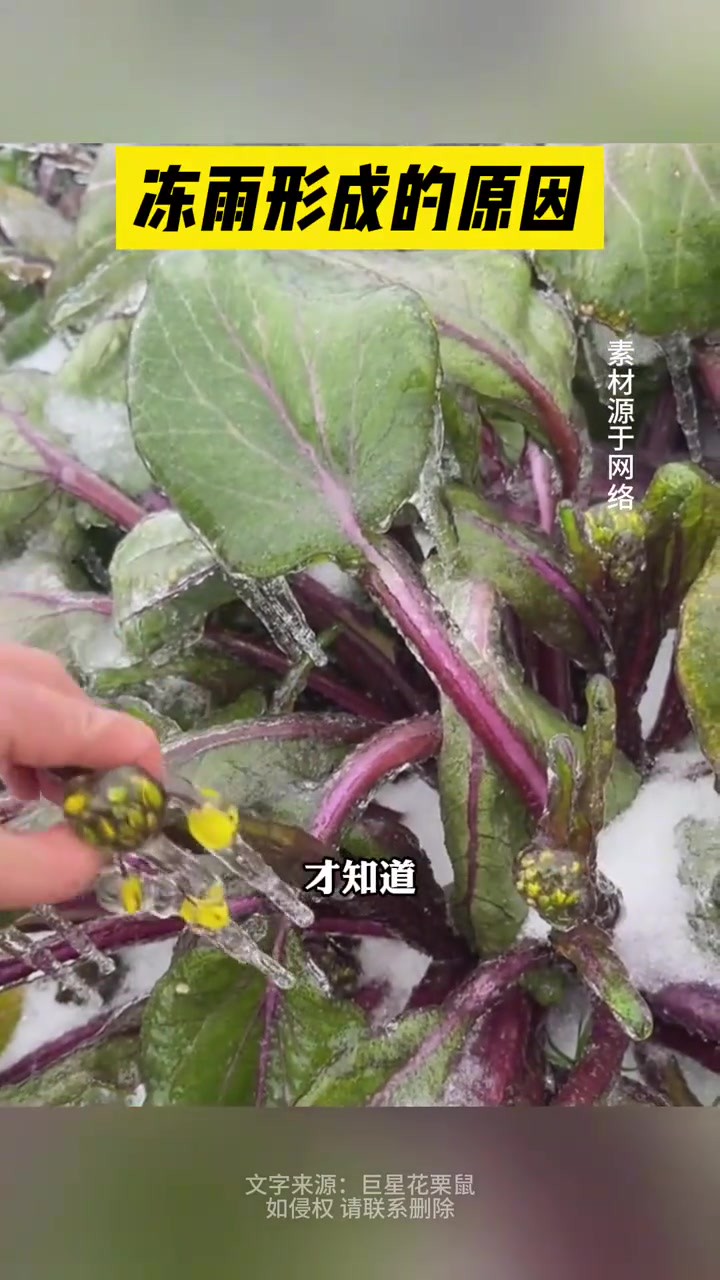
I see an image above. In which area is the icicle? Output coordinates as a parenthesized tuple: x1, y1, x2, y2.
(410, 399, 458, 561)
(191, 921, 296, 988)
(0, 925, 93, 1002)
(661, 332, 703, 463)
(212, 838, 314, 929)
(579, 317, 612, 407)
(31, 904, 116, 977)
(302, 951, 334, 997)
(271, 625, 340, 714)
(226, 571, 328, 667)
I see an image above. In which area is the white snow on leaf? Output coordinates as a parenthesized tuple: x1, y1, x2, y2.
(0, 938, 175, 1076)
(13, 336, 70, 375)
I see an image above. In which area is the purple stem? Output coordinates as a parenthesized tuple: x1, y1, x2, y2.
(293, 572, 435, 716)
(434, 320, 581, 498)
(204, 627, 392, 723)
(369, 942, 549, 1105)
(552, 1002, 629, 1106)
(646, 666, 692, 758)
(311, 714, 442, 845)
(361, 536, 547, 818)
(450, 988, 546, 1105)
(650, 1019, 720, 1076)
(255, 924, 290, 1106)
(405, 957, 476, 1011)
(0, 1008, 142, 1090)
(2, 403, 145, 531)
(0, 896, 267, 990)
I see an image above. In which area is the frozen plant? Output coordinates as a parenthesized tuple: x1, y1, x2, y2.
(1, 143, 720, 1105)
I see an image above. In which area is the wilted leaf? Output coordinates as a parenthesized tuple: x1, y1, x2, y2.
(553, 923, 653, 1041)
(536, 144, 720, 338)
(0, 1035, 142, 1106)
(128, 250, 440, 578)
(676, 537, 720, 776)
(109, 510, 237, 659)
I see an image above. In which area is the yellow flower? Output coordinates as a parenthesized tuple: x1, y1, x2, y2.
(187, 803, 239, 852)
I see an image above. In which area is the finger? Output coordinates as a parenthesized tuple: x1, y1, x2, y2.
(0, 825, 103, 908)
(0, 645, 90, 702)
(0, 680, 165, 780)
(0, 764, 40, 801)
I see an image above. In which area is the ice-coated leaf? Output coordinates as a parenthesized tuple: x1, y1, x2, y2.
(295, 1008, 467, 1107)
(0, 371, 67, 545)
(426, 567, 641, 827)
(45, 314, 151, 497)
(141, 940, 366, 1106)
(535, 144, 720, 338)
(127, 250, 440, 578)
(109, 510, 237, 659)
(0, 1035, 142, 1107)
(110, 695, 182, 742)
(676, 815, 720, 959)
(444, 483, 604, 669)
(676, 537, 720, 777)
(0, 987, 24, 1056)
(87, 651, 266, 729)
(0, 180, 73, 262)
(553, 923, 653, 1041)
(0, 563, 124, 679)
(319, 250, 579, 493)
(165, 716, 368, 829)
(45, 145, 155, 332)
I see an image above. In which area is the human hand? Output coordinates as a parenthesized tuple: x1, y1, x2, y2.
(0, 644, 164, 909)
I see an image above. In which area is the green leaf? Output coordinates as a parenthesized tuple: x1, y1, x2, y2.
(141, 949, 267, 1105)
(45, 145, 155, 333)
(0, 987, 24, 1056)
(676, 536, 720, 776)
(0, 1035, 142, 1106)
(128, 250, 440, 578)
(0, 181, 73, 262)
(438, 705, 532, 955)
(259, 936, 367, 1106)
(141, 938, 366, 1106)
(296, 1009, 467, 1106)
(444, 483, 603, 669)
(109, 511, 236, 659)
(676, 815, 720, 959)
(535, 144, 720, 338)
(553, 924, 653, 1041)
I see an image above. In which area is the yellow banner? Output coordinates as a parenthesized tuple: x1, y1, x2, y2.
(115, 146, 604, 250)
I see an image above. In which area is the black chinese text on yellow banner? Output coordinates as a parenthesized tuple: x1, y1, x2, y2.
(115, 146, 604, 251)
